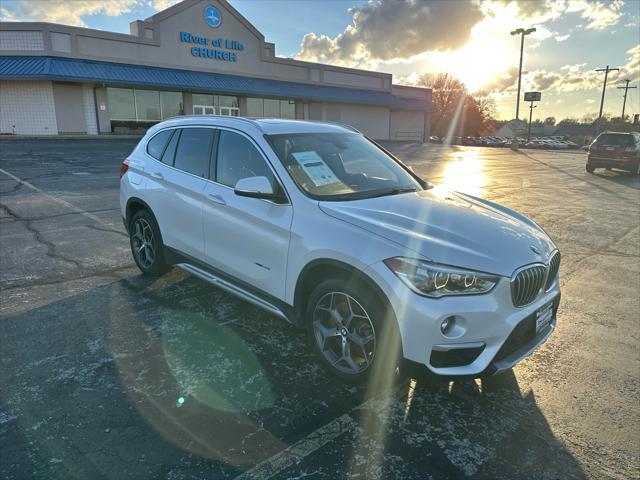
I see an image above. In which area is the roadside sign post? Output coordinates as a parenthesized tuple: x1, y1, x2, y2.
(524, 92, 541, 142)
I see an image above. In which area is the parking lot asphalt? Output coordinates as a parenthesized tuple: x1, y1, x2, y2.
(1, 138, 638, 480)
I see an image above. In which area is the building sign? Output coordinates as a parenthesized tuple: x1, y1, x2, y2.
(179, 32, 244, 62)
(203, 6, 222, 28)
(524, 91, 541, 102)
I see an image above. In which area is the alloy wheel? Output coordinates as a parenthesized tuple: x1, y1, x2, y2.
(131, 218, 156, 269)
(312, 291, 376, 375)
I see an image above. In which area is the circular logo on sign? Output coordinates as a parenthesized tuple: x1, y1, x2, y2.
(204, 6, 221, 28)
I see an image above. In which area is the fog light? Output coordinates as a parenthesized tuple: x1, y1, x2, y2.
(441, 316, 455, 334)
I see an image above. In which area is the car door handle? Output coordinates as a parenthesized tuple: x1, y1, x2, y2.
(207, 193, 227, 206)
(151, 172, 164, 180)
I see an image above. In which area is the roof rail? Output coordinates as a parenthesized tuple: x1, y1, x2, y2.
(162, 114, 265, 133)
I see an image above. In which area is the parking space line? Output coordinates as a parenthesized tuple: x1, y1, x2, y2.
(234, 414, 358, 480)
(0, 168, 106, 224)
(234, 385, 405, 480)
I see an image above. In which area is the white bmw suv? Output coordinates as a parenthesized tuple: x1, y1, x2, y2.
(120, 116, 560, 383)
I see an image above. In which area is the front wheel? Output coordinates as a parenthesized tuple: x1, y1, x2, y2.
(586, 164, 595, 174)
(306, 278, 401, 384)
(129, 209, 169, 276)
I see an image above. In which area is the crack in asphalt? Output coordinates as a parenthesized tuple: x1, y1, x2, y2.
(85, 223, 128, 238)
(559, 224, 640, 285)
(0, 202, 83, 270)
(0, 264, 133, 291)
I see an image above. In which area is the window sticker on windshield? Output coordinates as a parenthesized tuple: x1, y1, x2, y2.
(291, 151, 341, 187)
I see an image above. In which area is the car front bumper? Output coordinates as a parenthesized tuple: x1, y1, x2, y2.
(364, 261, 560, 377)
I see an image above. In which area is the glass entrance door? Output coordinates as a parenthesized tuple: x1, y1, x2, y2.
(193, 105, 215, 115)
(218, 106, 239, 116)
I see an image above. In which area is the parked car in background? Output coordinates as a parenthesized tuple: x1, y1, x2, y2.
(525, 139, 545, 149)
(429, 136, 441, 144)
(586, 131, 640, 175)
(120, 116, 561, 383)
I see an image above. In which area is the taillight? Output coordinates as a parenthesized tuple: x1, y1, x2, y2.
(119, 159, 130, 179)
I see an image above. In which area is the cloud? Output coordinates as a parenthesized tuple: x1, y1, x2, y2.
(150, 0, 181, 12)
(490, 0, 625, 29)
(555, 34, 571, 41)
(617, 44, 640, 82)
(486, 0, 565, 23)
(501, 44, 639, 96)
(480, 67, 520, 94)
(297, 0, 484, 68)
(0, 0, 141, 26)
(0, 0, 182, 27)
(566, 0, 625, 30)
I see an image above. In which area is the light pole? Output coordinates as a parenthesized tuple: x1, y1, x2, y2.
(510, 27, 536, 121)
(527, 102, 537, 141)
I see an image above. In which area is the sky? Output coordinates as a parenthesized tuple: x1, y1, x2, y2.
(1, 0, 638, 121)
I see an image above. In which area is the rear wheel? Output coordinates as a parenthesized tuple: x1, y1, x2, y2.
(586, 164, 595, 174)
(129, 209, 169, 276)
(306, 278, 401, 384)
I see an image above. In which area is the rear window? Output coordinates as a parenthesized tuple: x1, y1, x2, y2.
(146, 130, 173, 160)
(173, 128, 214, 177)
(595, 133, 634, 147)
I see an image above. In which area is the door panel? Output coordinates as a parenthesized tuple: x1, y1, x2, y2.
(202, 184, 292, 299)
(52, 83, 86, 134)
(144, 128, 213, 261)
(203, 129, 292, 299)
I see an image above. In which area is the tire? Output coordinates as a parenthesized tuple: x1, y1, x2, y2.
(586, 164, 595, 174)
(129, 209, 170, 276)
(306, 278, 401, 384)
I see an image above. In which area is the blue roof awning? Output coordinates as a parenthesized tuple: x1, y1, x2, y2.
(0, 56, 431, 111)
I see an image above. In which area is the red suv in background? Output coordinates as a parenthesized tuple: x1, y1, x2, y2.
(586, 131, 640, 175)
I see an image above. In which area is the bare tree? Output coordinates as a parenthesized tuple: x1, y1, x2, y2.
(417, 73, 468, 137)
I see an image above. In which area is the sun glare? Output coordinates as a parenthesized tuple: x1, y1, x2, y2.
(423, 3, 521, 93)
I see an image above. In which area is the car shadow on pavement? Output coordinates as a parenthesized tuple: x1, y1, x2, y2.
(516, 150, 639, 194)
(0, 271, 586, 480)
(586, 168, 640, 188)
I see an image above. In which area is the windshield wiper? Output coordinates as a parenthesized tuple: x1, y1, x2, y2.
(368, 186, 418, 198)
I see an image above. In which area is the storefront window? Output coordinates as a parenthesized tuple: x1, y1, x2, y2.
(108, 88, 183, 122)
(160, 92, 183, 119)
(246, 97, 296, 119)
(193, 94, 214, 107)
(107, 88, 135, 120)
(246, 97, 264, 117)
(280, 100, 295, 119)
(264, 99, 280, 117)
(218, 95, 239, 108)
(135, 90, 161, 121)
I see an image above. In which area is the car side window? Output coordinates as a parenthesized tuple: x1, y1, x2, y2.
(173, 128, 214, 177)
(146, 130, 173, 160)
(216, 130, 275, 188)
(160, 129, 180, 166)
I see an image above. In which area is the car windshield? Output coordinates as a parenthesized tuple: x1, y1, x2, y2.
(595, 133, 634, 146)
(266, 132, 422, 200)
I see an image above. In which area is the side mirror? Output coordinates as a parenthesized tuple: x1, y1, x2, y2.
(234, 176, 285, 202)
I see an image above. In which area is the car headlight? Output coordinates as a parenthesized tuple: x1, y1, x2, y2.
(383, 257, 499, 298)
